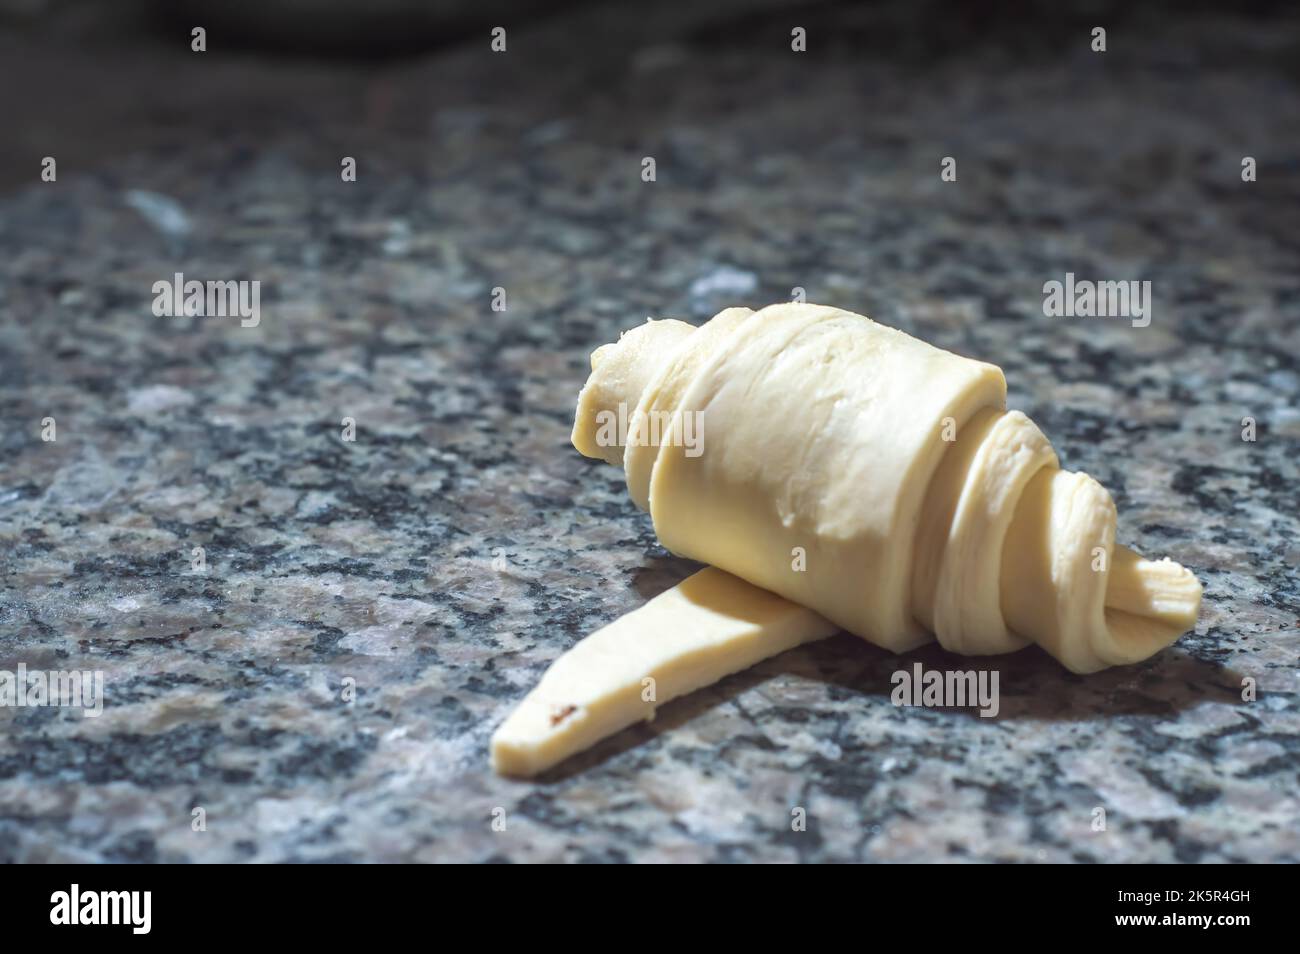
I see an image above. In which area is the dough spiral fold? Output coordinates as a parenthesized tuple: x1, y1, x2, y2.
(572, 303, 1201, 674)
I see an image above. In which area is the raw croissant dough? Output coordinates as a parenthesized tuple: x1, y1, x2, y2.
(492, 304, 1202, 776)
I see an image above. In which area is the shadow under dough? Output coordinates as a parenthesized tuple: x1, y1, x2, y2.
(531, 573, 1238, 781)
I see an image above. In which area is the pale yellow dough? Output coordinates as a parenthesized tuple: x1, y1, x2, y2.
(491, 303, 1202, 776)
(491, 567, 838, 777)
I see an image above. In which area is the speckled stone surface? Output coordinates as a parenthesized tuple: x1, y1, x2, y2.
(1, 4, 1298, 862)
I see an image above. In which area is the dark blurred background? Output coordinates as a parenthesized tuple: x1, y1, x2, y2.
(2, 0, 1298, 191)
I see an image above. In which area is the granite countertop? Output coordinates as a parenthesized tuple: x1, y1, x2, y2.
(1, 4, 1297, 862)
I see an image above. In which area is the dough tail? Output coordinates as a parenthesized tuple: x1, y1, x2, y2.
(490, 567, 836, 778)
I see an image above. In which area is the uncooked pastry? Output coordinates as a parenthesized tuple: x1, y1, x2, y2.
(492, 304, 1202, 777)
